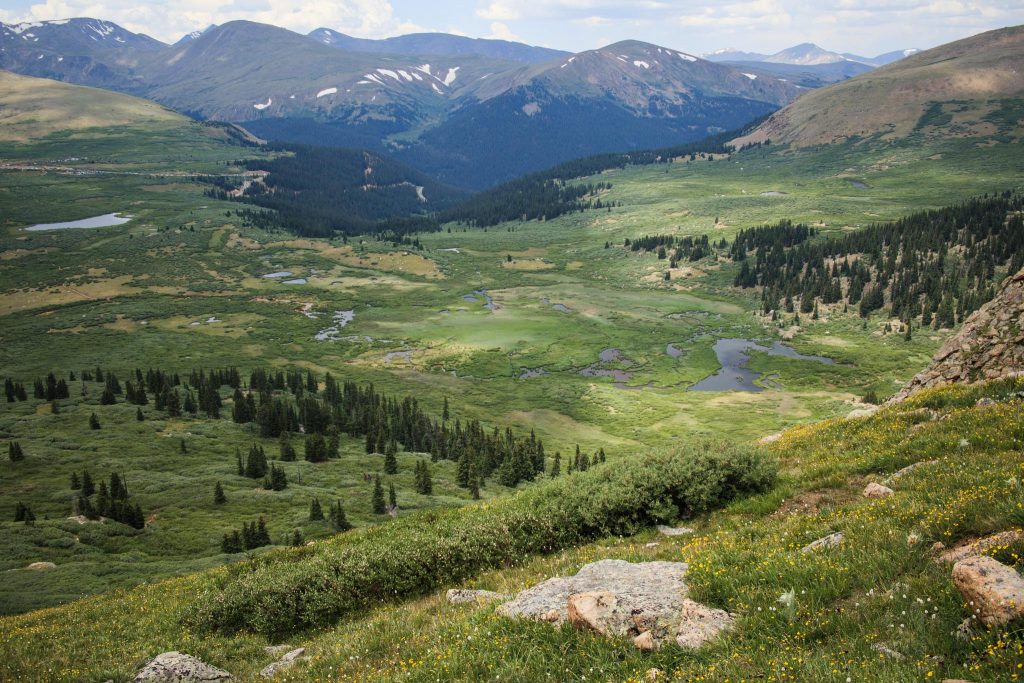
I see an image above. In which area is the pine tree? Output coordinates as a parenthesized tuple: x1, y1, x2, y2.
(550, 452, 561, 477)
(82, 470, 95, 497)
(8, 441, 25, 462)
(388, 482, 397, 510)
(384, 440, 398, 474)
(214, 482, 227, 505)
(256, 516, 271, 546)
(330, 501, 352, 532)
(100, 387, 117, 405)
(89, 412, 101, 430)
(136, 407, 144, 421)
(221, 530, 243, 554)
(309, 497, 324, 521)
(372, 475, 386, 514)
(70, 471, 81, 490)
(279, 432, 297, 462)
(443, 396, 450, 422)
(291, 528, 304, 546)
(236, 447, 244, 476)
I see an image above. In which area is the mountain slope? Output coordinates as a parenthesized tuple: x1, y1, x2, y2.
(309, 28, 568, 64)
(734, 25, 1024, 147)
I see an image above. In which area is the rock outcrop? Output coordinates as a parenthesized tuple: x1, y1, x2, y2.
(259, 648, 306, 679)
(134, 652, 232, 682)
(890, 267, 1024, 403)
(497, 559, 733, 650)
(862, 482, 894, 498)
(801, 532, 844, 553)
(951, 555, 1024, 626)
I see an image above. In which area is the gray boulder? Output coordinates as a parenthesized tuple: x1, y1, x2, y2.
(259, 648, 306, 679)
(134, 652, 232, 682)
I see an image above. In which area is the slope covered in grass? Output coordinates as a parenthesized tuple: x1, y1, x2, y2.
(1, 378, 1021, 681)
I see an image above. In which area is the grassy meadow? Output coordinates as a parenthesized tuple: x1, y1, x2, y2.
(1, 111, 1021, 619)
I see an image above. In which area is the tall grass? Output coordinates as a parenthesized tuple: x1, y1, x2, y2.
(186, 441, 775, 637)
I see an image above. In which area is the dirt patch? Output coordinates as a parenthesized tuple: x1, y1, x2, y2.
(772, 488, 858, 518)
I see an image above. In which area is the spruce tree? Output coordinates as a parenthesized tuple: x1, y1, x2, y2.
(8, 441, 24, 462)
(256, 516, 271, 546)
(82, 470, 95, 497)
(384, 440, 398, 475)
(70, 471, 81, 490)
(309, 497, 324, 521)
(388, 482, 397, 510)
(372, 475, 386, 514)
(100, 387, 117, 405)
(291, 528, 304, 547)
(550, 452, 561, 477)
(89, 412, 101, 430)
(136, 407, 145, 421)
(330, 501, 352, 532)
(279, 432, 297, 462)
(214, 482, 227, 505)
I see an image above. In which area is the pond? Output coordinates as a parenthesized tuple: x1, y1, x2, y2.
(262, 271, 294, 279)
(688, 338, 834, 392)
(24, 213, 132, 231)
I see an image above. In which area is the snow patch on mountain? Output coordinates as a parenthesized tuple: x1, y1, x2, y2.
(633, 60, 650, 69)
(742, 73, 757, 80)
(443, 67, 460, 86)
(316, 87, 337, 98)
(253, 98, 272, 110)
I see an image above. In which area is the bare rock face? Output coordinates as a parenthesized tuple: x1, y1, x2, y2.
(24, 561, 56, 571)
(134, 652, 232, 682)
(952, 555, 1024, 627)
(446, 589, 506, 605)
(862, 482, 894, 498)
(890, 267, 1024, 403)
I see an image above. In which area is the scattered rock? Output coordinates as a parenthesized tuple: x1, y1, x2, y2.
(446, 589, 505, 605)
(259, 648, 306, 678)
(976, 397, 996, 407)
(847, 406, 880, 419)
(134, 652, 233, 682)
(801, 532, 844, 553)
(939, 530, 1024, 564)
(952, 555, 1024, 626)
(657, 525, 695, 537)
(884, 460, 938, 486)
(24, 561, 56, 571)
(634, 630, 658, 651)
(862, 482, 894, 498)
(890, 267, 1024, 402)
(758, 432, 783, 444)
(871, 642, 905, 660)
(675, 599, 735, 649)
(645, 542, 660, 548)
(645, 668, 663, 682)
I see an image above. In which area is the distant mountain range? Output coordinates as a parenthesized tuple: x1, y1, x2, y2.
(704, 42, 919, 66)
(0, 18, 918, 188)
(733, 26, 1024, 148)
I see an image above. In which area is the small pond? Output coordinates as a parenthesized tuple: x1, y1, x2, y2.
(689, 338, 834, 392)
(25, 213, 131, 231)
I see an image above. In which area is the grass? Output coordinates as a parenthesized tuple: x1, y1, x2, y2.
(1, 379, 1021, 681)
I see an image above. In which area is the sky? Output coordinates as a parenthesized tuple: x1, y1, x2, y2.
(0, 0, 1022, 56)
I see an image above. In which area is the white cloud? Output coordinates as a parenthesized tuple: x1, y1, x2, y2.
(486, 21, 522, 42)
(0, 0, 425, 43)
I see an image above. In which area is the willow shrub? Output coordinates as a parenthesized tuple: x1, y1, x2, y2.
(186, 440, 775, 637)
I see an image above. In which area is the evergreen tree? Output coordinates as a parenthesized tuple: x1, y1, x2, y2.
(89, 412, 101, 430)
(291, 528, 304, 547)
(309, 497, 324, 521)
(264, 463, 288, 491)
(384, 439, 398, 474)
(388, 482, 397, 510)
(136, 407, 145, 421)
(8, 441, 25, 462)
(221, 530, 243, 554)
(70, 471, 81, 490)
(100, 387, 117, 405)
(372, 475, 386, 514)
(330, 501, 352, 531)
(214, 481, 227, 505)
(236, 447, 244, 476)
(256, 516, 271, 546)
(550, 452, 561, 477)
(245, 444, 268, 478)
(279, 432, 297, 462)
(82, 470, 95, 497)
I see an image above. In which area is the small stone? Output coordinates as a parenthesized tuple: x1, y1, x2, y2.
(952, 555, 1024, 627)
(871, 642, 905, 660)
(976, 397, 996, 407)
(801, 532, 844, 553)
(645, 542, 660, 548)
(446, 589, 505, 605)
(134, 652, 233, 682)
(656, 525, 695, 537)
(645, 669, 663, 682)
(633, 631, 658, 651)
(675, 599, 734, 649)
(863, 482, 894, 498)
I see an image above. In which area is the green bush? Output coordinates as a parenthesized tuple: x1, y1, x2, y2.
(185, 441, 775, 637)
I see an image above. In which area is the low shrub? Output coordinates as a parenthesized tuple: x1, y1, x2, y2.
(185, 440, 775, 637)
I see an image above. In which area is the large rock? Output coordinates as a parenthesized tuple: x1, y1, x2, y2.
(889, 267, 1024, 403)
(801, 532, 844, 553)
(497, 559, 734, 650)
(24, 561, 56, 571)
(134, 652, 232, 682)
(497, 560, 687, 630)
(939, 530, 1024, 564)
(952, 556, 1024, 627)
(862, 482, 894, 498)
(675, 599, 735, 649)
(259, 648, 306, 679)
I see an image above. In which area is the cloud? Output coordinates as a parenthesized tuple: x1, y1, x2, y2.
(0, 0, 425, 43)
(486, 21, 522, 41)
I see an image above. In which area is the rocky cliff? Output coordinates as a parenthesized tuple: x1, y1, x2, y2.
(890, 266, 1024, 402)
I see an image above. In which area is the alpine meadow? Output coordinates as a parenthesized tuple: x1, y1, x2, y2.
(0, 7, 1022, 683)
